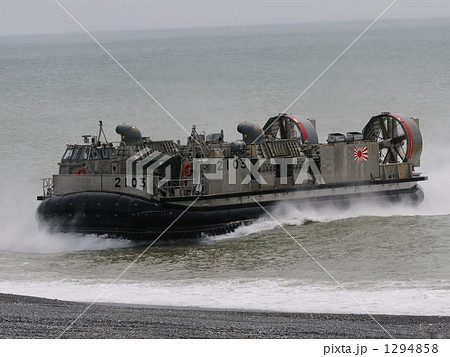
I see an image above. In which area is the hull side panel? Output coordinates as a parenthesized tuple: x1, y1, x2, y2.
(37, 184, 424, 240)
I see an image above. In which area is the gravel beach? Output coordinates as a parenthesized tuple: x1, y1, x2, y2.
(0, 293, 449, 339)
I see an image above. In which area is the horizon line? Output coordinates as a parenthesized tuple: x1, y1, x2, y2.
(1, 14, 449, 40)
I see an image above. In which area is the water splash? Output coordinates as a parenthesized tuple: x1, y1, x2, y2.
(202, 162, 449, 243)
(0, 189, 136, 253)
(201, 219, 280, 243)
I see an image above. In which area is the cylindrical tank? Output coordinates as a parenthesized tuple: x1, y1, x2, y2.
(115, 124, 143, 145)
(237, 122, 266, 144)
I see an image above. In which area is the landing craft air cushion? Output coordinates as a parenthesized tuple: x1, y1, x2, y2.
(36, 112, 426, 239)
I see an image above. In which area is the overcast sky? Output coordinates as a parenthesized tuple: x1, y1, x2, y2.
(1, 0, 450, 36)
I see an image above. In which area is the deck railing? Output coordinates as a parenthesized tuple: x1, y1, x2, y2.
(42, 177, 54, 198)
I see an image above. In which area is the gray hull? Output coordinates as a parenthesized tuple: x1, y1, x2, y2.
(37, 181, 424, 240)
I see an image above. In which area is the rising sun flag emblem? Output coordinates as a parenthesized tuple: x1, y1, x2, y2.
(354, 147, 368, 162)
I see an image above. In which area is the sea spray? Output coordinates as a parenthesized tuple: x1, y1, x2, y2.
(0, 185, 135, 253)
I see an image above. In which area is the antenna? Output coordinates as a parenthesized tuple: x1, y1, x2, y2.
(98, 120, 109, 144)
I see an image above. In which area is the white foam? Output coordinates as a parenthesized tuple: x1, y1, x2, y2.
(0, 279, 448, 316)
(201, 219, 279, 242)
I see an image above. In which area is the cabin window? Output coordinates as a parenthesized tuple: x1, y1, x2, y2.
(90, 148, 102, 160)
(63, 146, 114, 162)
(62, 148, 73, 161)
(70, 148, 80, 161)
(101, 147, 115, 159)
(70, 147, 88, 161)
(80, 148, 88, 160)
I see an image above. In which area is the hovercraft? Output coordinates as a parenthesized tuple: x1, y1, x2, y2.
(37, 113, 426, 240)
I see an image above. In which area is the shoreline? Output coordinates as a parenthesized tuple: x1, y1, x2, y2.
(1, 293, 449, 338)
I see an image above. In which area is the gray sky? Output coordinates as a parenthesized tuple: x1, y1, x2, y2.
(1, 0, 450, 36)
